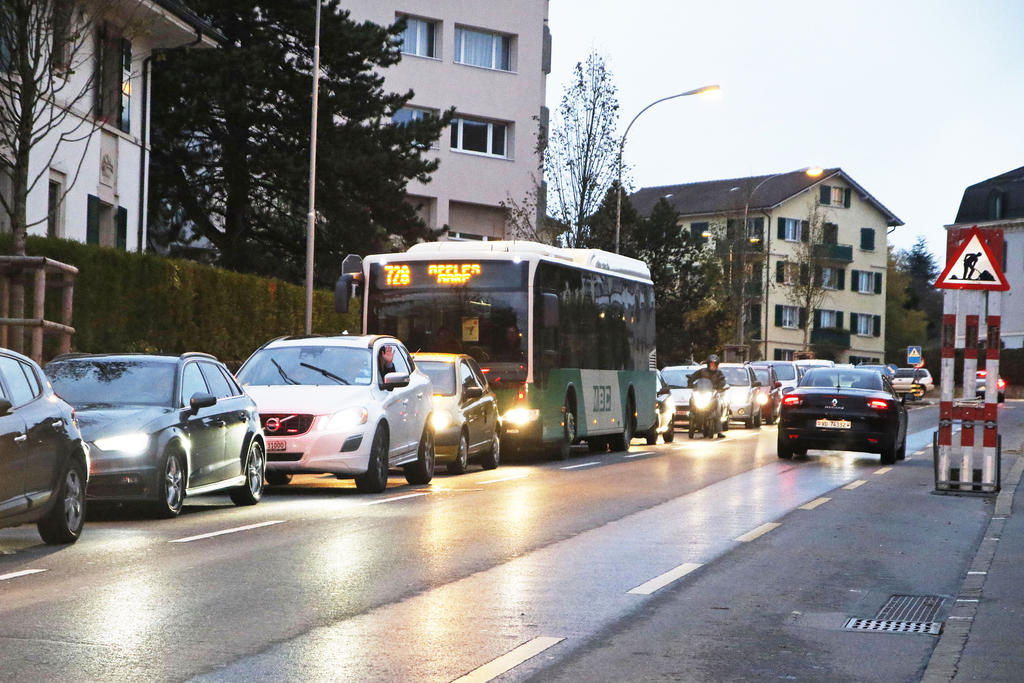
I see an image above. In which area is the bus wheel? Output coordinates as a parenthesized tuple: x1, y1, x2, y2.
(550, 395, 577, 460)
(608, 393, 635, 452)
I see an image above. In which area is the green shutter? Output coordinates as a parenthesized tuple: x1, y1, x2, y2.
(872, 315, 881, 337)
(861, 227, 875, 250)
(837, 268, 845, 289)
(843, 188, 851, 208)
(775, 305, 783, 327)
(87, 195, 100, 245)
(874, 272, 882, 294)
(819, 186, 830, 204)
(813, 309, 821, 328)
(116, 206, 127, 250)
(850, 312, 859, 331)
(799, 263, 809, 285)
(777, 217, 786, 239)
(800, 220, 809, 242)
(776, 260, 785, 283)
(798, 308, 807, 329)
(850, 269, 859, 291)
(836, 311, 844, 329)
(813, 265, 822, 286)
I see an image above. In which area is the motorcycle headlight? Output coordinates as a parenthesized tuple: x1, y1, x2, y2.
(692, 392, 712, 410)
(431, 410, 453, 431)
(322, 407, 368, 432)
(93, 432, 150, 455)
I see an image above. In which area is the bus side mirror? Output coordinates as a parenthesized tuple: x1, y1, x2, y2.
(541, 292, 559, 328)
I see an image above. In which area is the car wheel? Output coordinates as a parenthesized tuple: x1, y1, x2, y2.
(777, 434, 793, 459)
(896, 437, 907, 461)
(404, 424, 435, 485)
(265, 471, 293, 486)
(448, 431, 470, 474)
(37, 455, 86, 544)
(645, 423, 659, 445)
(688, 421, 695, 439)
(355, 425, 390, 493)
(663, 427, 675, 443)
(479, 430, 501, 470)
(153, 449, 185, 518)
(608, 394, 635, 452)
(230, 439, 265, 506)
(880, 437, 897, 465)
(753, 409, 762, 429)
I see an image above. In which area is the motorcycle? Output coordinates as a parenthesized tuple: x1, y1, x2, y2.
(688, 377, 727, 439)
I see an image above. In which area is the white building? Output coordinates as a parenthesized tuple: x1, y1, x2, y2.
(344, 1, 550, 241)
(0, 0, 219, 251)
(947, 165, 1024, 348)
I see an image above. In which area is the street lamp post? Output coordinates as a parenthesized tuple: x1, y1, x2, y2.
(304, 0, 323, 335)
(615, 84, 720, 254)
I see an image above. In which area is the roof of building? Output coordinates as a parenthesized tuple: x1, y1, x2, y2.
(629, 167, 904, 226)
(954, 165, 1024, 224)
(151, 0, 225, 44)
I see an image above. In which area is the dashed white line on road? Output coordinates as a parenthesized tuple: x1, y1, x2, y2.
(735, 522, 781, 542)
(799, 497, 831, 510)
(451, 636, 565, 683)
(0, 569, 46, 582)
(843, 480, 867, 490)
(170, 520, 284, 543)
(627, 562, 703, 595)
(560, 461, 601, 470)
(479, 473, 529, 485)
(361, 492, 429, 506)
(967, 571, 987, 575)
(874, 467, 893, 475)
(624, 451, 655, 458)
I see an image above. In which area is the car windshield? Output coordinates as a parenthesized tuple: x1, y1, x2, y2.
(236, 346, 371, 386)
(46, 359, 177, 407)
(721, 367, 750, 386)
(771, 364, 796, 380)
(801, 368, 883, 390)
(416, 360, 456, 396)
(661, 367, 698, 388)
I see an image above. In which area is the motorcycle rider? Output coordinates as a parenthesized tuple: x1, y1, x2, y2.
(688, 354, 729, 438)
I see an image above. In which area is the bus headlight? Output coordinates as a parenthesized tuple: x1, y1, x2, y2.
(503, 408, 540, 425)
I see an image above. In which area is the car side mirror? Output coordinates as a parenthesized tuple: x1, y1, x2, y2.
(0, 397, 11, 415)
(657, 385, 671, 396)
(752, 381, 762, 388)
(189, 392, 217, 414)
(782, 386, 794, 395)
(773, 381, 782, 389)
(382, 372, 410, 389)
(463, 385, 484, 401)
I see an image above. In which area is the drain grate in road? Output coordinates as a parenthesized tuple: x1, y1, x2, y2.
(843, 595, 945, 635)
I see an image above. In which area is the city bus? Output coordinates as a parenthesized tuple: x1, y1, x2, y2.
(340, 241, 658, 459)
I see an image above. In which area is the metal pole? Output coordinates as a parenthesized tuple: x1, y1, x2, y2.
(304, 0, 323, 335)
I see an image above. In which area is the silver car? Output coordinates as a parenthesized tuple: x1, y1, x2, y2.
(720, 363, 762, 428)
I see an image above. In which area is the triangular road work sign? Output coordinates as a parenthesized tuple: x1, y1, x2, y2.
(935, 226, 1009, 290)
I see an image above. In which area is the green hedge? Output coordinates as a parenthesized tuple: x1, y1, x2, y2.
(3, 235, 360, 363)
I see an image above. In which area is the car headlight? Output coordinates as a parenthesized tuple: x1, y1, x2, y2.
(322, 407, 368, 432)
(503, 408, 540, 425)
(432, 411, 454, 431)
(93, 433, 150, 455)
(756, 392, 769, 405)
(691, 392, 712, 410)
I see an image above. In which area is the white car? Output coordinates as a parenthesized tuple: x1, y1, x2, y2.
(235, 335, 435, 493)
(891, 367, 934, 398)
(750, 361, 799, 394)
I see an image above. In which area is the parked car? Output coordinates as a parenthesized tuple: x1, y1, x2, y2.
(46, 353, 266, 517)
(412, 352, 500, 473)
(236, 335, 434, 493)
(720, 363, 762, 428)
(646, 370, 675, 444)
(891, 367, 934, 399)
(750, 360, 800, 396)
(750, 364, 782, 425)
(975, 370, 1006, 403)
(661, 364, 700, 430)
(0, 348, 88, 544)
(778, 367, 907, 464)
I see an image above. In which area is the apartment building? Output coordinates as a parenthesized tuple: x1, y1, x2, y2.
(631, 168, 903, 362)
(345, 1, 550, 240)
(0, 1, 220, 250)
(948, 165, 1024, 348)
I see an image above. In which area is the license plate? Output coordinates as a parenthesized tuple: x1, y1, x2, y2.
(816, 418, 851, 429)
(267, 439, 288, 452)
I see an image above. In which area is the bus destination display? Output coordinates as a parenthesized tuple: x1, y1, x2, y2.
(374, 261, 527, 290)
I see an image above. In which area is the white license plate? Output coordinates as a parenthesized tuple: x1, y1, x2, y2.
(815, 418, 851, 429)
(267, 440, 288, 452)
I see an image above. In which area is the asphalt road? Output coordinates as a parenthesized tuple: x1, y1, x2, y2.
(0, 402, 951, 681)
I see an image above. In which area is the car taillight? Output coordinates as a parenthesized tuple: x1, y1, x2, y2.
(867, 399, 890, 410)
(782, 395, 802, 406)
(978, 370, 988, 378)
(516, 383, 526, 402)
(998, 378, 1006, 390)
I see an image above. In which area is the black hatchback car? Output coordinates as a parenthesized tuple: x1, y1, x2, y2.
(777, 367, 907, 464)
(45, 353, 265, 517)
(0, 347, 89, 544)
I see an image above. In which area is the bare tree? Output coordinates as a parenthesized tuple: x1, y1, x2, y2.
(543, 52, 619, 248)
(783, 202, 835, 351)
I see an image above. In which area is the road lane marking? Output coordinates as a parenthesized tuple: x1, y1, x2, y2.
(360, 492, 429, 506)
(452, 636, 565, 683)
(0, 569, 46, 582)
(170, 520, 284, 543)
(956, 599, 980, 603)
(735, 522, 781, 543)
(874, 467, 892, 475)
(479, 473, 529, 485)
(967, 571, 987, 575)
(560, 461, 601, 470)
(628, 562, 703, 595)
(799, 497, 831, 510)
(624, 451, 655, 458)
(843, 480, 867, 490)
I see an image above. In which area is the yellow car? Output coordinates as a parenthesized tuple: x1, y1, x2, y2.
(412, 353, 501, 474)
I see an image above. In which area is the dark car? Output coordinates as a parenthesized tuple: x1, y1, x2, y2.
(45, 353, 265, 517)
(750, 365, 782, 425)
(975, 370, 1006, 403)
(777, 367, 907, 464)
(0, 348, 89, 544)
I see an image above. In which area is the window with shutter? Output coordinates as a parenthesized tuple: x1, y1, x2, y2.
(800, 220, 809, 242)
(799, 263, 809, 285)
(813, 309, 822, 328)
(778, 217, 786, 240)
(843, 188, 851, 208)
(819, 186, 830, 205)
(872, 315, 881, 337)
(874, 272, 883, 294)
(775, 305, 783, 327)
(776, 260, 785, 283)
(798, 308, 807, 329)
(87, 195, 100, 245)
(850, 312, 859, 331)
(860, 227, 875, 250)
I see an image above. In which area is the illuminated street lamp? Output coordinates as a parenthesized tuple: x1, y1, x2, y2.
(615, 84, 720, 254)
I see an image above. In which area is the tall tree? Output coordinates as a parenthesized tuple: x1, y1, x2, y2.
(901, 236, 943, 339)
(148, 1, 451, 285)
(544, 52, 619, 248)
(885, 246, 928, 362)
(783, 202, 836, 352)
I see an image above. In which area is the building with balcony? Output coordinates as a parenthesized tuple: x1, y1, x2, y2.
(631, 168, 903, 362)
(948, 164, 1024, 348)
(344, 1, 550, 241)
(0, 1, 221, 250)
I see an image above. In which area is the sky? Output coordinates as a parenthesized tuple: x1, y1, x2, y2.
(545, 0, 1024, 260)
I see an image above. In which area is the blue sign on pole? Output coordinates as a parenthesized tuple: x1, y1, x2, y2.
(907, 346, 922, 366)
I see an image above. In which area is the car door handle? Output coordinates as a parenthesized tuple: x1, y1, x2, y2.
(14, 434, 27, 442)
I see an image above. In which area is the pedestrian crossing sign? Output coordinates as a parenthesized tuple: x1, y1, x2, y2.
(935, 226, 1009, 290)
(907, 346, 922, 366)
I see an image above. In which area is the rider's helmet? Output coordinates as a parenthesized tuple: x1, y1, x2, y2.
(707, 353, 720, 370)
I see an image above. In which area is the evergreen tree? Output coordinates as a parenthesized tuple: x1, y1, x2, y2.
(885, 247, 928, 362)
(148, 1, 451, 285)
(900, 236, 943, 339)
